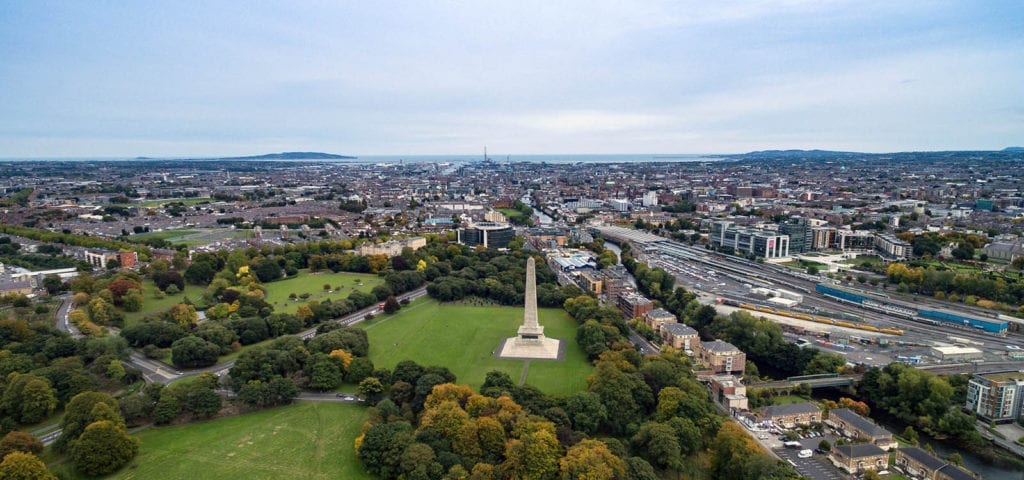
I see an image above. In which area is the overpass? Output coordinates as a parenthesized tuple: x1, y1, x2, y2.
(750, 373, 860, 392)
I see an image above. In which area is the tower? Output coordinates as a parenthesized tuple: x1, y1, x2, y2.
(498, 257, 562, 360)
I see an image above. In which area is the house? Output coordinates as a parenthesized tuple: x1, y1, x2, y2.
(661, 323, 699, 353)
(760, 402, 821, 428)
(827, 408, 895, 449)
(0, 280, 33, 296)
(709, 374, 748, 411)
(894, 446, 976, 480)
(644, 308, 676, 333)
(831, 443, 888, 475)
(697, 339, 746, 376)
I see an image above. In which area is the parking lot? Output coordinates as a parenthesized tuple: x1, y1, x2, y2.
(776, 447, 845, 480)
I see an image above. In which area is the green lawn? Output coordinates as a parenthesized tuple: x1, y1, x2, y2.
(51, 401, 371, 480)
(498, 208, 526, 219)
(131, 228, 251, 247)
(765, 395, 813, 406)
(265, 270, 384, 314)
(122, 280, 204, 327)
(361, 299, 592, 396)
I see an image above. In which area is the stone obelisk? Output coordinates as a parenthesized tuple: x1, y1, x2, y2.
(498, 257, 562, 360)
(516, 257, 545, 343)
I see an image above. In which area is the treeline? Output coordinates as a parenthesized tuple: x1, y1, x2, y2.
(0, 224, 150, 258)
(887, 262, 1024, 312)
(354, 349, 799, 480)
(0, 302, 140, 477)
(425, 247, 582, 307)
(858, 364, 982, 449)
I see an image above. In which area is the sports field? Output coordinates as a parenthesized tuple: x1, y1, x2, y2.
(362, 299, 592, 396)
(264, 270, 384, 314)
(52, 401, 370, 480)
(132, 228, 251, 246)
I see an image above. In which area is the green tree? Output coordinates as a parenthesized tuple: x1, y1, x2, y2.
(358, 421, 415, 479)
(56, 391, 120, 451)
(631, 422, 681, 470)
(170, 336, 221, 368)
(306, 353, 344, 391)
(383, 295, 401, 314)
(0, 451, 57, 480)
(359, 377, 385, 403)
(70, 420, 139, 476)
(563, 391, 607, 436)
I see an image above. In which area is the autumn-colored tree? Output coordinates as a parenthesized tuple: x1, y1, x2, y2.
(502, 428, 562, 480)
(296, 304, 314, 322)
(710, 422, 765, 479)
(0, 451, 56, 480)
(837, 397, 870, 417)
(0, 431, 44, 459)
(559, 439, 626, 480)
(168, 303, 198, 327)
(425, 383, 475, 410)
(420, 400, 470, 440)
(71, 292, 90, 306)
(329, 349, 354, 370)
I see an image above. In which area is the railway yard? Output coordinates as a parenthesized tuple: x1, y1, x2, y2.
(615, 231, 1024, 371)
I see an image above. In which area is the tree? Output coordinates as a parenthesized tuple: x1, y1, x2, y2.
(358, 421, 415, 479)
(902, 426, 919, 445)
(346, 357, 375, 384)
(42, 275, 64, 295)
(70, 420, 139, 476)
(1, 374, 58, 425)
(0, 431, 44, 459)
(57, 392, 120, 451)
(121, 288, 144, 312)
(560, 438, 626, 480)
(502, 428, 561, 480)
(564, 391, 607, 435)
(359, 377, 386, 403)
(167, 303, 198, 328)
(306, 353, 344, 391)
(171, 336, 221, 368)
(252, 257, 283, 282)
(631, 422, 681, 470)
(383, 295, 401, 314)
(0, 451, 56, 480)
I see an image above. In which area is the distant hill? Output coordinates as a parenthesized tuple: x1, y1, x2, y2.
(1003, 147, 1024, 152)
(739, 149, 861, 158)
(217, 152, 356, 160)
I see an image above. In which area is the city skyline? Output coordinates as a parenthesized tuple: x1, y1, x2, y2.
(2, 1, 1022, 157)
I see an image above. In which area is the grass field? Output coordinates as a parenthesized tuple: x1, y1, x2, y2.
(51, 401, 371, 480)
(361, 299, 593, 396)
(498, 208, 526, 219)
(131, 228, 251, 247)
(265, 270, 384, 314)
(122, 280, 204, 327)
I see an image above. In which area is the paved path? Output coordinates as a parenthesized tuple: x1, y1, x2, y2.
(518, 360, 531, 386)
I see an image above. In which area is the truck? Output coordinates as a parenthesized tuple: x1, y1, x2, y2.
(783, 441, 802, 449)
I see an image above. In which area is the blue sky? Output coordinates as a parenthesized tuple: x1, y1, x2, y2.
(1, 1, 1021, 157)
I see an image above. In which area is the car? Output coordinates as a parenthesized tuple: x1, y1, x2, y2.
(757, 433, 769, 440)
(1006, 345, 1021, 350)
(815, 448, 829, 454)
(798, 449, 813, 458)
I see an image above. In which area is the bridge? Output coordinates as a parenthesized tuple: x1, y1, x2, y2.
(750, 373, 860, 392)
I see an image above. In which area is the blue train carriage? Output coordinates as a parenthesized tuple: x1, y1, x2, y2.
(916, 308, 1008, 336)
(815, 284, 867, 304)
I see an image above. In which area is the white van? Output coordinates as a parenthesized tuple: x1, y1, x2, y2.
(798, 449, 812, 458)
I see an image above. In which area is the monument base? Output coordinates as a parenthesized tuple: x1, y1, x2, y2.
(497, 336, 563, 360)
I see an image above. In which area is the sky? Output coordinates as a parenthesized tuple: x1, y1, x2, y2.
(1, 1, 1022, 157)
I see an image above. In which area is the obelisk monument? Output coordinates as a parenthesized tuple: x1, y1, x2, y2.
(498, 257, 562, 360)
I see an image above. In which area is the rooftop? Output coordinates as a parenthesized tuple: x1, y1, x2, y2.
(828, 408, 891, 438)
(762, 402, 820, 417)
(977, 371, 1024, 383)
(834, 443, 885, 458)
(662, 323, 698, 336)
(898, 446, 947, 471)
(702, 339, 742, 353)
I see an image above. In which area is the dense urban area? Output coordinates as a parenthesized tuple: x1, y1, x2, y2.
(3, 150, 1024, 479)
